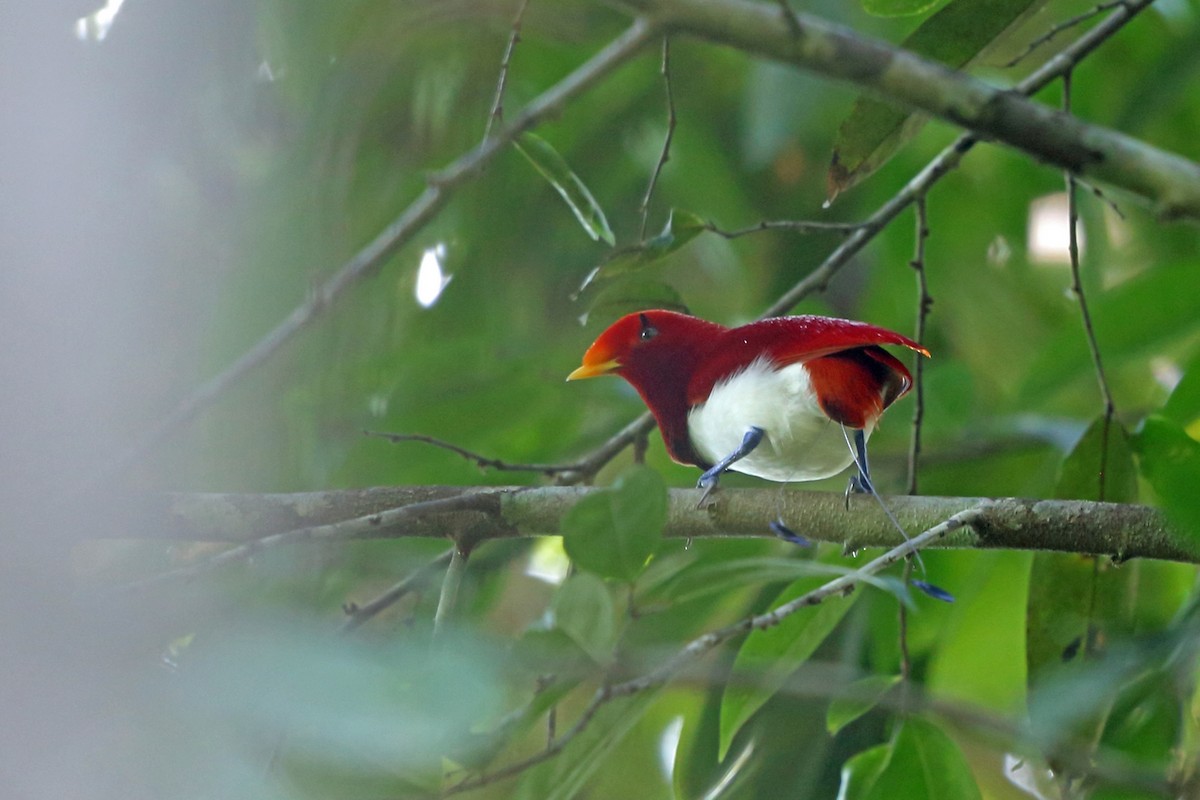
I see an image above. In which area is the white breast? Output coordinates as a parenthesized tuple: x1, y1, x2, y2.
(686, 359, 872, 483)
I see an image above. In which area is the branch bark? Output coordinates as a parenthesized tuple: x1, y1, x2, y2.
(118, 486, 1195, 564)
(606, 0, 1200, 221)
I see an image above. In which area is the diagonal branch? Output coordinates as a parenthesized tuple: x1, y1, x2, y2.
(101, 18, 659, 484)
(606, 0, 1200, 219)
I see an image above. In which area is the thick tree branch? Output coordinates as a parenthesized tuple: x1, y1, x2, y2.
(118, 486, 1195, 563)
(606, 0, 1200, 220)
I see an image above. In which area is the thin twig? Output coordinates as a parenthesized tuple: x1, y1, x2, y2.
(1076, 177, 1125, 219)
(1063, 71, 1118, 486)
(639, 37, 677, 240)
(442, 507, 984, 795)
(1005, 0, 1128, 68)
(483, 0, 532, 141)
(365, 431, 585, 476)
(98, 19, 658, 486)
(341, 548, 454, 633)
(906, 196, 931, 496)
(707, 219, 867, 239)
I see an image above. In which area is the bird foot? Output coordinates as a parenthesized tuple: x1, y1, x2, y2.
(695, 472, 720, 508)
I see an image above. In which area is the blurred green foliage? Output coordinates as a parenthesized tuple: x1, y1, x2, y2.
(94, 0, 1200, 797)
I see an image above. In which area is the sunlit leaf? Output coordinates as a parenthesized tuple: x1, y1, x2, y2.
(515, 132, 615, 246)
(561, 466, 667, 582)
(827, 674, 902, 736)
(828, 0, 1048, 200)
(1163, 352, 1200, 430)
(553, 572, 616, 664)
(718, 572, 858, 759)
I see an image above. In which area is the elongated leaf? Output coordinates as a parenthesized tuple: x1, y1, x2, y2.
(827, 674, 902, 736)
(1055, 415, 1137, 503)
(718, 572, 858, 759)
(828, 0, 1047, 200)
(838, 742, 893, 800)
(515, 132, 614, 246)
(884, 719, 982, 799)
(561, 467, 667, 582)
(553, 573, 616, 665)
(647, 556, 904, 607)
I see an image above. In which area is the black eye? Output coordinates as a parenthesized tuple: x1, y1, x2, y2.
(638, 313, 658, 342)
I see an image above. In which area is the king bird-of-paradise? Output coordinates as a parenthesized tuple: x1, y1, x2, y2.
(567, 310, 929, 502)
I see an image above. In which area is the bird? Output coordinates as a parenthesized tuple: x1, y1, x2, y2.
(567, 310, 929, 502)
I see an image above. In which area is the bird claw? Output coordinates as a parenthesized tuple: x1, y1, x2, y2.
(695, 472, 719, 508)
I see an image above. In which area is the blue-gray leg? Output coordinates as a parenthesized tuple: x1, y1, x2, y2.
(845, 428, 873, 502)
(696, 425, 764, 505)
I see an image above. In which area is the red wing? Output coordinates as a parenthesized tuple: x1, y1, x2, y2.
(686, 315, 927, 407)
(754, 316, 928, 366)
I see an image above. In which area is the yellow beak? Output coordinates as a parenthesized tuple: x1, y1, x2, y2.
(566, 358, 621, 381)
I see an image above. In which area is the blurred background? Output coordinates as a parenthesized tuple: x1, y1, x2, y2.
(3, 0, 1200, 797)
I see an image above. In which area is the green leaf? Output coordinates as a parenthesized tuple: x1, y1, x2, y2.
(1026, 552, 1135, 684)
(718, 571, 858, 759)
(837, 742, 893, 800)
(1163, 353, 1200, 429)
(827, 674, 902, 736)
(828, 0, 1047, 199)
(515, 132, 614, 246)
(884, 719, 983, 799)
(578, 209, 707, 293)
(1134, 416, 1200, 544)
(862, 0, 945, 16)
(514, 691, 660, 800)
(553, 573, 616, 664)
(561, 467, 667, 582)
(1055, 415, 1137, 503)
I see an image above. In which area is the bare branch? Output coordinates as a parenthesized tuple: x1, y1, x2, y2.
(705, 219, 867, 239)
(906, 196, 931, 495)
(365, 431, 585, 476)
(101, 18, 659, 485)
(483, 0, 533, 140)
(113, 486, 1197, 564)
(609, 0, 1200, 219)
(341, 548, 453, 633)
(638, 36, 677, 240)
(1005, 0, 1128, 68)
